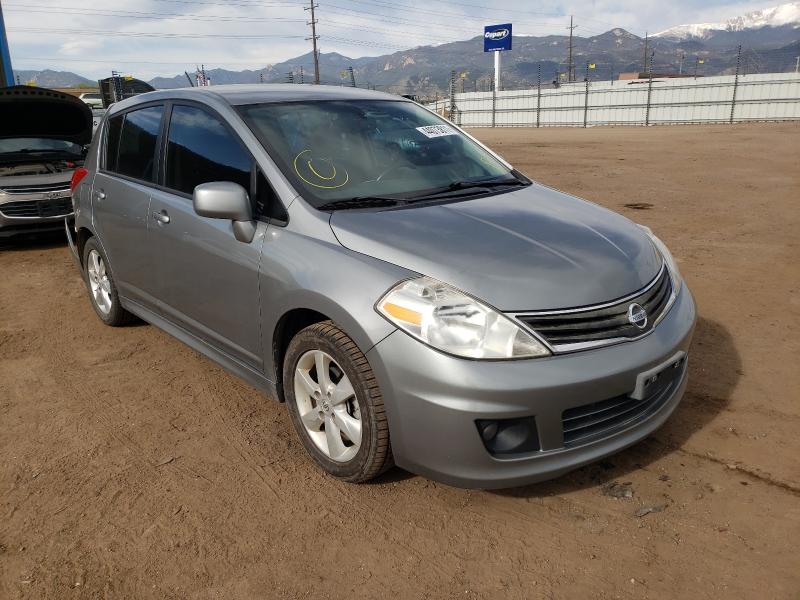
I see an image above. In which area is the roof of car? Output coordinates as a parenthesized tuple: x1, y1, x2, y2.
(109, 84, 406, 113)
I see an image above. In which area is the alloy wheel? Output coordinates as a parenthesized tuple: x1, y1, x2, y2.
(87, 249, 112, 315)
(293, 349, 362, 462)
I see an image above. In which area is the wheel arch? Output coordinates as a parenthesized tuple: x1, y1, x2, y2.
(272, 308, 331, 403)
(269, 294, 395, 403)
(75, 226, 95, 268)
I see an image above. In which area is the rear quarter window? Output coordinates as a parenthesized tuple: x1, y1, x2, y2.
(104, 114, 123, 172)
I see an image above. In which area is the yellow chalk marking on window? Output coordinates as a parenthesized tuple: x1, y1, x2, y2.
(308, 159, 336, 180)
(293, 149, 350, 189)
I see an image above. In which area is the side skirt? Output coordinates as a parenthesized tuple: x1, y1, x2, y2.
(120, 297, 280, 401)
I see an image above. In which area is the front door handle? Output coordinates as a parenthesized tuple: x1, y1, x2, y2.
(93, 190, 106, 201)
(152, 210, 170, 225)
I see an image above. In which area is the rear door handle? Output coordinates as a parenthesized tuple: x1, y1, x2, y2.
(152, 210, 170, 225)
(93, 190, 106, 201)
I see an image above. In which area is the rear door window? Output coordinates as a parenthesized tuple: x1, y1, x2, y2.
(164, 105, 252, 196)
(115, 105, 164, 182)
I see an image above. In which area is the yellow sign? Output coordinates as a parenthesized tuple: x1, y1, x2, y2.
(698, 59, 705, 64)
(589, 63, 596, 69)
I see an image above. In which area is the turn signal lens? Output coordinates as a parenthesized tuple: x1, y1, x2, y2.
(377, 277, 550, 360)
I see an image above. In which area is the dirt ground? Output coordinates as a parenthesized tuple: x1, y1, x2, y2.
(1, 123, 799, 599)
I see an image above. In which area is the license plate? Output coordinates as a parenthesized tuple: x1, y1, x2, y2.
(630, 351, 686, 401)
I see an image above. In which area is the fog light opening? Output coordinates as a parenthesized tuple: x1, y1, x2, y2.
(476, 417, 541, 457)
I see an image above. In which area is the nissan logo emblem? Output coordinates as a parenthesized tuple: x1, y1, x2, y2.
(627, 303, 648, 329)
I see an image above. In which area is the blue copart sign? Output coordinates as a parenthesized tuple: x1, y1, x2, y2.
(484, 23, 512, 52)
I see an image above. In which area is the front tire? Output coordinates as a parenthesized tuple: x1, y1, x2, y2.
(82, 237, 133, 326)
(284, 321, 393, 483)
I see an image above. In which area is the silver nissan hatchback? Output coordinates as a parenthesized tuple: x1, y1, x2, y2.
(68, 85, 696, 489)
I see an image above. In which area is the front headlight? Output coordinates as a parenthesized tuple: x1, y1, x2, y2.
(377, 277, 551, 360)
(639, 225, 682, 294)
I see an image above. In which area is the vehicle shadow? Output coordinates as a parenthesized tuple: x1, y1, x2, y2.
(0, 230, 68, 251)
(489, 316, 741, 498)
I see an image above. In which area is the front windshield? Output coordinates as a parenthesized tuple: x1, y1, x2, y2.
(0, 138, 82, 156)
(238, 100, 515, 207)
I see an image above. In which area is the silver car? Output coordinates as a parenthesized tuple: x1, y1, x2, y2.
(1, 86, 92, 237)
(68, 85, 696, 489)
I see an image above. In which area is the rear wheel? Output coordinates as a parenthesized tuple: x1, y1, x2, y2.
(82, 238, 134, 326)
(284, 321, 393, 482)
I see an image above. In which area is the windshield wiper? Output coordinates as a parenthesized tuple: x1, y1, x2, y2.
(408, 177, 529, 202)
(318, 196, 406, 211)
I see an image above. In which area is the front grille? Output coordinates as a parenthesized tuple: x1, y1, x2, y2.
(0, 182, 71, 195)
(517, 266, 672, 349)
(0, 197, 73, 218)
(561, 356, 685, 447)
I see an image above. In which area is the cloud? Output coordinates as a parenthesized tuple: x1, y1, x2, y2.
(3, 0, 791, 79)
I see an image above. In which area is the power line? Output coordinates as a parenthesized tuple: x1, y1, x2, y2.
(4, 4, 471, 43)
(8, 27, 306, 39)
(2, 4, 307, 23)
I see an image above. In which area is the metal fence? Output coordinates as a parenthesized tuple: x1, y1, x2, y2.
(428, 72, 800, 127)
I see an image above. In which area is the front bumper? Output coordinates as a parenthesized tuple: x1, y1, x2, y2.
(366, 286, 696, 489)
(0, 197, 73, 238)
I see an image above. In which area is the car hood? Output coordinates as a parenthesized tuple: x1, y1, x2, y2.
(329, 184, 662, 311)
(0, 86, 93, 145)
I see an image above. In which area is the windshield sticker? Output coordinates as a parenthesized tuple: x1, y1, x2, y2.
(416, 124, 458, 139)
(293, 150, 350, 189)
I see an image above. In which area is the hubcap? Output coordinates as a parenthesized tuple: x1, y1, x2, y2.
(293, 349, 361, 462)
(87, 249, 112, 315)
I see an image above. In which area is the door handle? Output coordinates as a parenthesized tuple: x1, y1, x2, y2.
(152, 210, 170, 225)
(93, 190, 106, 201)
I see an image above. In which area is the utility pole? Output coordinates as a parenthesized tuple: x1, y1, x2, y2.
(300, 65, 304, 84)
(347, 66, 356, 87)
(796, 56, 800, 73)
(679, 52, 685, 75)
(567, 16, 577, 82)
(642, 32, 649, 73)
(304, 1, 321, 84)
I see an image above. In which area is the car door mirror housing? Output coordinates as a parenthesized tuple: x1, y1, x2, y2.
(193, 182, 256, 243)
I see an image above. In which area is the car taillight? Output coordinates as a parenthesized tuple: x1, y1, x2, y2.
(70, 167, 89, 193)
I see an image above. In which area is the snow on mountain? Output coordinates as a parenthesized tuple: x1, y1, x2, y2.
(654, 1, 800, 39)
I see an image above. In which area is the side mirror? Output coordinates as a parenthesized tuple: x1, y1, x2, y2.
(193, 182, 256, 243)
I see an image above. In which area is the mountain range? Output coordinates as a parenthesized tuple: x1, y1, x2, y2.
(13, 2, 800, 95)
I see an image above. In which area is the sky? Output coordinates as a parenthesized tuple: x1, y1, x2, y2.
(1, 0, 790, 80)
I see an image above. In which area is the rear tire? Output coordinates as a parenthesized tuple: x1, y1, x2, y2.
(284, 321, 393, 483)
(82, 237, 134, 327)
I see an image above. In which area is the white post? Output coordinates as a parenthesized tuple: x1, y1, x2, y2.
(494, 50, 501, 92)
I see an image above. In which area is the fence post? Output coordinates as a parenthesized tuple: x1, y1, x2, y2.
(645, 50, 654, 126)
(449, 70, 456, 124)
(583, 62, 590, 128)
(536, 64, 542, 128)
(491, 80, 497, 128)
(730, 45, 741, 124)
